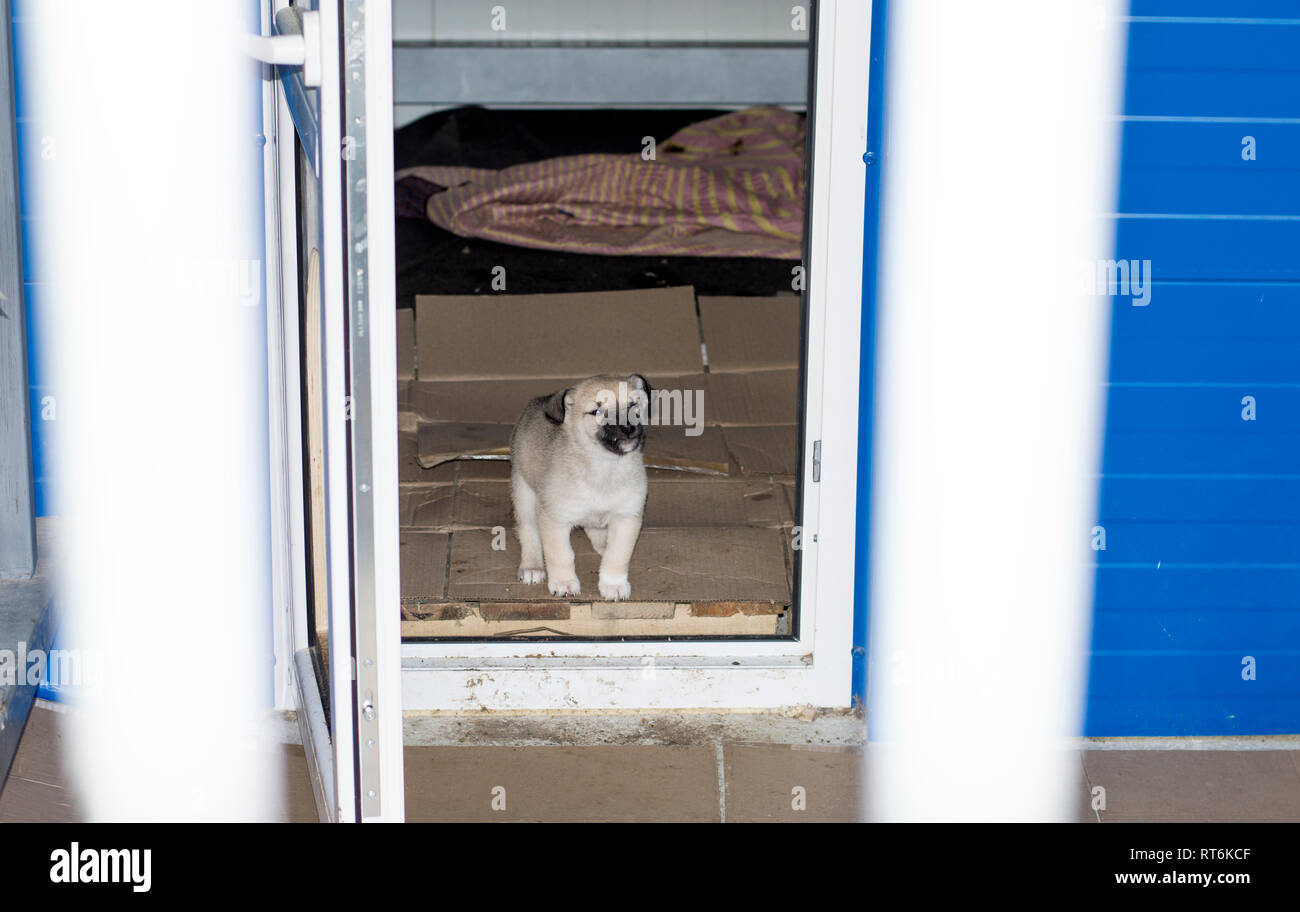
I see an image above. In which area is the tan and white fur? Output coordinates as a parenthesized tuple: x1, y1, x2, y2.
(510, 374, 651, 600)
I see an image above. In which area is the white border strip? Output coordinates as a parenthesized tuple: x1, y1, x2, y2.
(358, 0, 407, 824)
(317, 0, 358, 822)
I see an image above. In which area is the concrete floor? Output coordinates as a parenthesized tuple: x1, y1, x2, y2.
(3, 702, 1299, 822)
(0, 519, 56, 792)
(0, 703, 320, 823)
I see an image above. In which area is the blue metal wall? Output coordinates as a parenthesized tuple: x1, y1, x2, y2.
(8, 1, 51, 517)
(854, 2, 1300, 734)
(1087, 1, 1300, 735)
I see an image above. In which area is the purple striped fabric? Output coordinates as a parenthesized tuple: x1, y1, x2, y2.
(395, 107, 806, 258)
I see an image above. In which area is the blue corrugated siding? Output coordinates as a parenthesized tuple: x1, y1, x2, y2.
(1085, 6, 1300, 734)
(10, 4, 52, 517)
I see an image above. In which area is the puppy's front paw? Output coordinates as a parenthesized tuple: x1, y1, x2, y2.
(548, 576, 581, 597)
(598, 573, 631, 601)
(518, 566, 545, 584)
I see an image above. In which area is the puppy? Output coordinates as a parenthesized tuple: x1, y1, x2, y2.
(510, 374, 651, 601)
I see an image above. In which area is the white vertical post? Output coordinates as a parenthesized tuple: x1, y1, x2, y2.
(28, 2, 280, 820)
(353, 0, 406, 823)
(868, 0, 1128, 821)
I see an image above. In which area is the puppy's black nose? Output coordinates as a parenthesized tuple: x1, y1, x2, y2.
(618, 423, 643, 437)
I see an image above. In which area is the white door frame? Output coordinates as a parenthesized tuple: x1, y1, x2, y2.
(399, 0, 872, 711)
(267, 0, 872, 717)
(262, 0, 404, 821)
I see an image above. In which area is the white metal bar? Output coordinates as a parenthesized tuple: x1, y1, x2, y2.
(800, 0, 868, 707)
(361, 0, 407, 824)
(275, 6, 310, 661)
(31, 0, 279, 820)
(261, 0, 298, 713)
(343, 0, 405, 823)
(316, 0, 359, 823)
(866, 0, 1125, 821)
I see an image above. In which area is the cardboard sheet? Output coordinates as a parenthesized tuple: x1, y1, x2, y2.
(446, 527, 789, 603)
(721, 426, 800, 476)
(416, 422, 512, 468)
(407, 378, 554, 424)
(698, 295, 800, 372)
(400, 531, 449, 602)
(401, 478, 789, 532)
(415, 420, 733, 475)
(704, 369, 799, 426)
(397, 288, 804, 628)
(416, 286, 703, 380)
(406, 485, 457, 528)
(643, 479, 787, 527)
(397, 308, 416, 380)
(778, 481, 798, 527)
(401, 430, 456, 483)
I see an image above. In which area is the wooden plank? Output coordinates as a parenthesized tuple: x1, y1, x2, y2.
(303, 248, 330, 650)
(400, 601, 782, 639)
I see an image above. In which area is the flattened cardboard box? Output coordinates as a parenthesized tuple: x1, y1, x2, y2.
(407, 378, 556, 424)
(416, 422, 511, 467)
(704, 369, 799, 426)
(398, 380, 418, 433)
(400, 531, 449, 602)
(407, 478, 789, 531)
(722, 426, 800, 476)
(416, 286, 703, 381)
(415, 420, 733, 475)
(779, 481, 798, 527)
(398, 289, 802, 622)
(698, 295, 800, 373)
(408, 372, 711, 427)
(456, 459, 513, 482)
(446, 527, 789, 604)
(405, 485, 456, 529)
(400, 430, 455, 484)
(396, 308, 416, 380)
(643, 480, 787, 527)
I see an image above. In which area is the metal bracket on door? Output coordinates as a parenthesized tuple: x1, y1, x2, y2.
(242, 6, 322, 177)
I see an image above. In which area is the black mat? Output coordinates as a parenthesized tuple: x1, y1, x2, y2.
(394, 107, 803, 306)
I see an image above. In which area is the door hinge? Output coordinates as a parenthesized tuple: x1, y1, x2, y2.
(812, 440, 822, 482)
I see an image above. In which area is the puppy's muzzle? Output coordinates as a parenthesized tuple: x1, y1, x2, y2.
(599, 421, 645, 455)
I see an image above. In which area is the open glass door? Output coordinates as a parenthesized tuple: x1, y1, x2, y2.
(252, 0, 403, 822)
(392, 0, 869, 712)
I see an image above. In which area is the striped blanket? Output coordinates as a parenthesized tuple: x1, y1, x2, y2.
(395, 107, 805, 259)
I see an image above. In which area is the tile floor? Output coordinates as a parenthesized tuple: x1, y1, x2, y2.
(3, 704, 1298, 823)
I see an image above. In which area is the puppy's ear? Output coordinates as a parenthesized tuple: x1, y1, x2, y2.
(543, 387, 572, 425)
(629, 374, 652, 425)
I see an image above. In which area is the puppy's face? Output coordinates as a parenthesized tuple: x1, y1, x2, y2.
(545, 374, 651, 456)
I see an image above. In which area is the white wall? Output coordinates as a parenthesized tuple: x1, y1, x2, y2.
(393, 0, 810, 43)
(392, 1, 811, 125)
